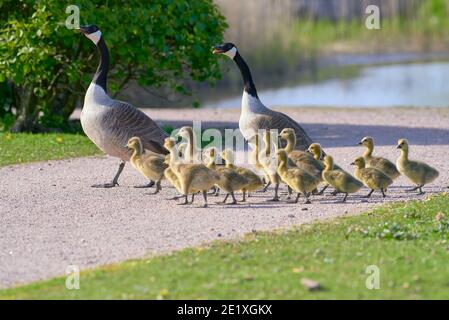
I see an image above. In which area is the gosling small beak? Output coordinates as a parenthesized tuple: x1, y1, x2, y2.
(357, 142, 363, 146)
(397, 145, 402, 149)
(350, 162, 355, 166)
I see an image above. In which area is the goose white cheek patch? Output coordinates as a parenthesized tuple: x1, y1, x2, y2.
(223, 47, 237, 59)
(86, 30, 102, 44)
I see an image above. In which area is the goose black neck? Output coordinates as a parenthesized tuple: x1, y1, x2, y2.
(92, 37, 109, 93)
(234, 52, 258, 98)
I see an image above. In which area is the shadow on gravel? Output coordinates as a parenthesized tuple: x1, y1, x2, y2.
(156, 120, 449, 148)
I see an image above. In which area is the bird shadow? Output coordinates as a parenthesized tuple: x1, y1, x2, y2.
(156, 119, 449, 149)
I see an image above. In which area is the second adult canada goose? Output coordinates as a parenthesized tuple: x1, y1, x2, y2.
(396, 139, 439, 195)
(213, 43, 312, 150)
(351, 157, 393, 198)
(358, 136, 400, 180)
(127, 137, 167, 194)
(322, 156, 363, 202)
(77, 25, 167, 188)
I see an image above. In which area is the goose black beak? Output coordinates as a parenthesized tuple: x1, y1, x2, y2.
(212, 45, 224, 54)
(76, 26, 90, 35)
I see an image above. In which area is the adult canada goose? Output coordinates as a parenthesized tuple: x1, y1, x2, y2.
(127, 137, 167, 194)
(396, 139, 439, 195)
(212, 43, 312, 150)
(351, 157, 393, 198)
(322, 156, 362, 203)
(358, 137, 400, 180)
(77, 25, 167, 188)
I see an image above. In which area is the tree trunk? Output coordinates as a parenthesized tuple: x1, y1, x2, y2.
(10, 84, 38, 132)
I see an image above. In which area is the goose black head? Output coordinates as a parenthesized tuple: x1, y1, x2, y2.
(212, 43, 237, 59)
(77, 24, 102, 44)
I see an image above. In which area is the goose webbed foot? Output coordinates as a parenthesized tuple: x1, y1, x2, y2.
(147, 182, 162, 195)
(134, 181, 155, 189)
(92, 161, 125, 189)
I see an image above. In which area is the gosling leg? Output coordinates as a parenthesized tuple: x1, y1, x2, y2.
(304, 192, 312, 204)
(342, 193, 348, 203)
(178, 194, 189, 205)
(134, 181, 155, 188)
(262, 181, 271, 192)
(222, 194, 229, 204)
(406, 186, 420, 192)
(202, 190, 208, 208)
(365, 189, 374, 198)
(381, 188, 387, 198)
(287, 186, 293, 200)
(92, 161, 125, 188)
(230, 192, 238, 205)
(316, 184, 330, 195)
(240, 190, 247, 202)
(267, 183, 280, 202)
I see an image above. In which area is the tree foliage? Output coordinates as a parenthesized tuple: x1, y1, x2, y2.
(0, 0, 227, 132)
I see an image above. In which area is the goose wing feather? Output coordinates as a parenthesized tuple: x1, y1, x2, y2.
(106, 100, 168, 154)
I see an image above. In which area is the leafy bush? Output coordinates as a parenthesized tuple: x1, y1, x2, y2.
(0, 0, 227, 132)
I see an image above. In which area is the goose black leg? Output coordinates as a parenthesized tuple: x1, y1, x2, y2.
(342, 193, 348, 203)
(134, 181, 155, 188)
(365, 189, 374, 198)
(381, 189, 387, 198)
(92, 161, 125, 188)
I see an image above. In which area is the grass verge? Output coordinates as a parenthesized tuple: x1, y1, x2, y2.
(0, 133, 101, 167)
(1, 194, 448, 299)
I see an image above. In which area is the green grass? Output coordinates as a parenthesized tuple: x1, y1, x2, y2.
(0, 133, 101, 167)
(1, 194, 449, 299)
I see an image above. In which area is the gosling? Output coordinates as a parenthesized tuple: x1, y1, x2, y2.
(322, 155, 363, 203)
(351, 156, 393, 198)
(164, 138, 219, 207)
(358, 136, 400, 180)
(396, 139, 439, 195)
(260, 130, 283, 201)
(221, 149, 263, 202)
(276, 149, 320, 204)
(127, 137, 167, 194)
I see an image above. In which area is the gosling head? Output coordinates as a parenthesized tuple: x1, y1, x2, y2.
(276, 149, 288, 162)
(358, 136, 374, 148)
(212, 43, 237, 60)
(307, 143, 322, 157)
(127, 137, 142, 151)
(163, 137, 176, 151)
(177, 126, 193, 139)
(397, 139, 409, 151)
(323, 155, 334, 170)
(221, 149, 234, 163)
(279, 128, 295, 140)
(350, 156, 366, 168)
(77, 25, 102, 45)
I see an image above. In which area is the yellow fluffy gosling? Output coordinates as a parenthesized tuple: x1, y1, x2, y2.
(260, 130, 284, 201)
(276, 149, 320, 204)
(127, 137, 167, 194)
(358, 136, 400, 180)
(351, 156, 393, 198)
(322, 155, 363, 202)
(279, 128, 323, 179)
(164, 138, 219, 207)
(221, 149, 263, 202)
(177, 126, 202, 163)
(396, 139, 439, 195)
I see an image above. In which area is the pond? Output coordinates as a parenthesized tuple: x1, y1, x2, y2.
(205, 61, 449, 108)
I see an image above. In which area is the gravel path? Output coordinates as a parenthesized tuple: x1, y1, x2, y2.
(1, 108, 448, 288)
